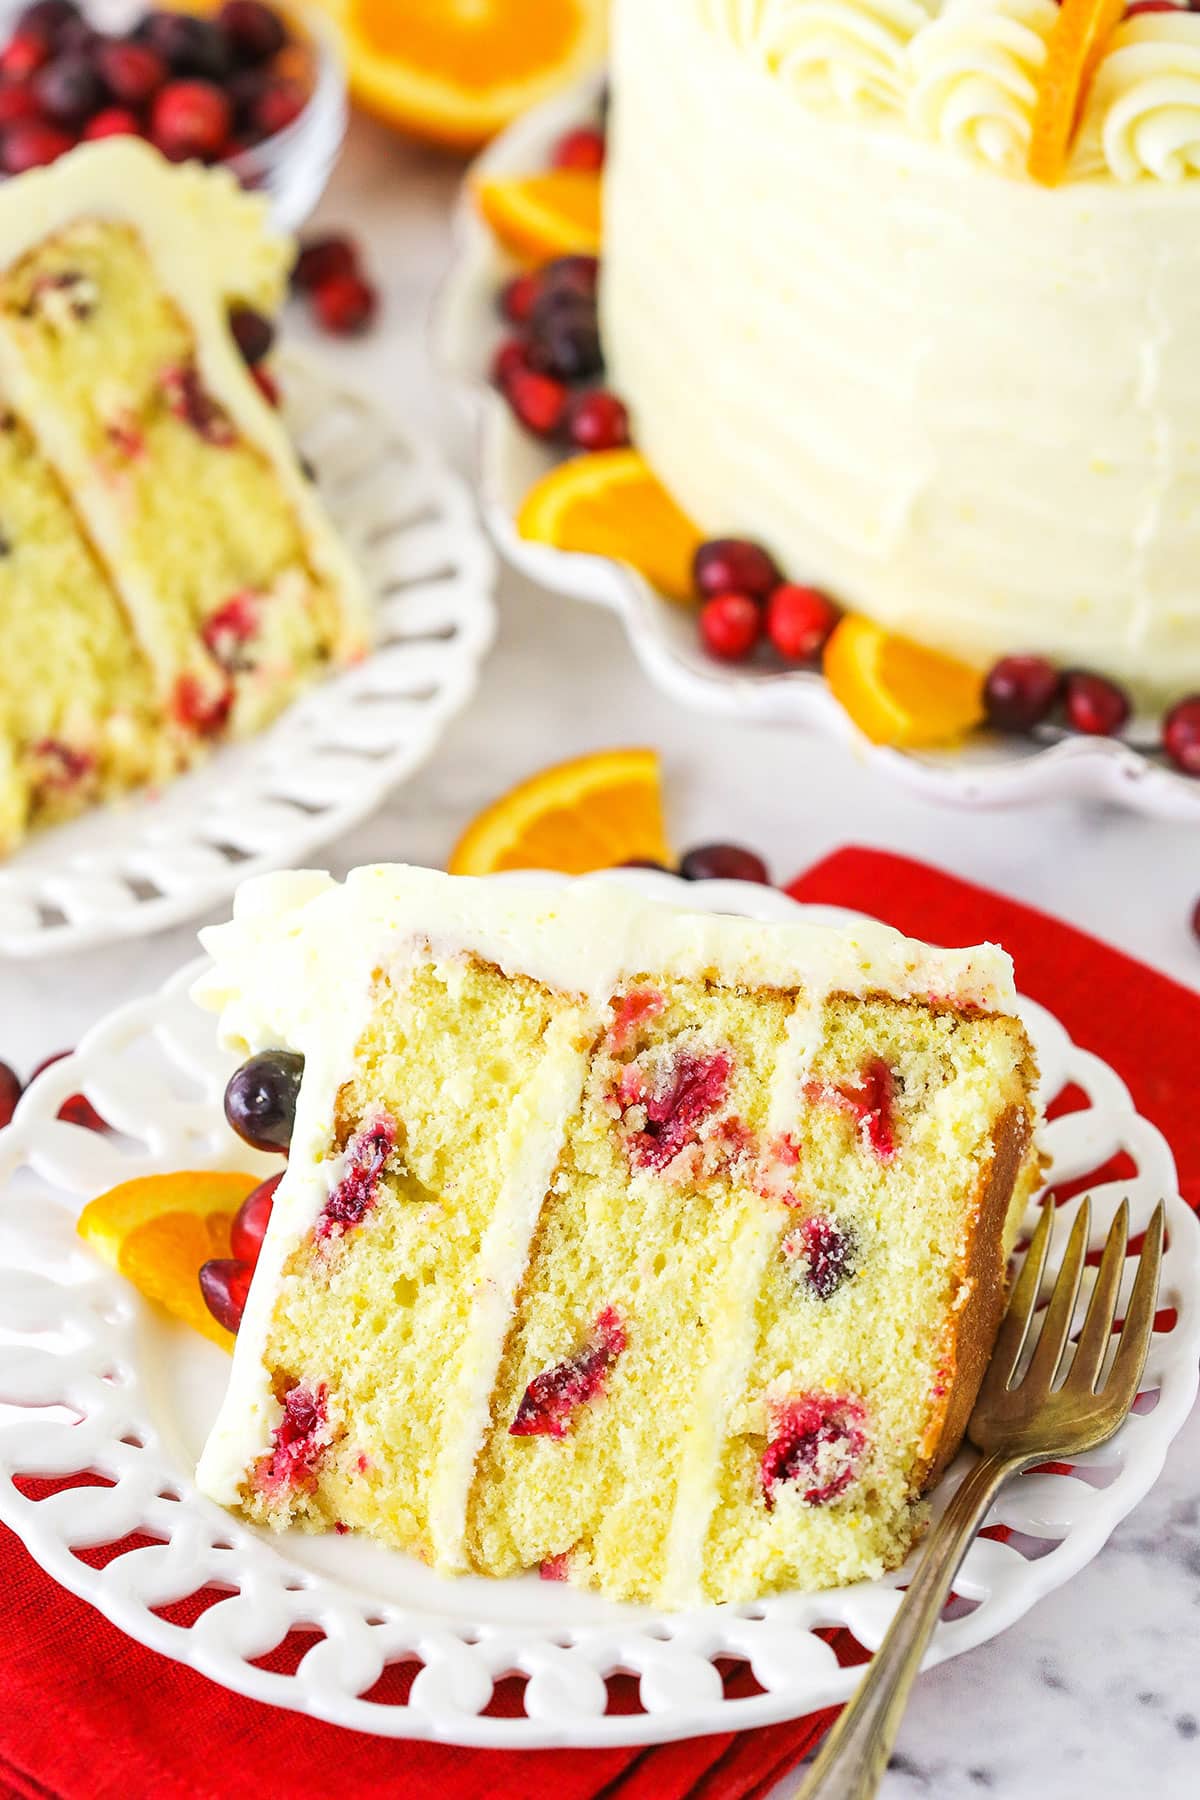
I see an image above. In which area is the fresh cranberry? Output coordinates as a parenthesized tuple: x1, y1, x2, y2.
(316, 1113, 397, 1239)
(498, 268, 540, 325)
(699, 592, 761, 662)
(140, 12, 231, 81)
(541, 253, 599, 301)
(783, 1215, 856, 1300)
(1063, 669, 1130, 737)
(761, 1392, 867, 1508)
(172, 670, 233, 736)
(984, 654, 1062, 734)
(150, 78, 231, 160)
(505, 363, 568, 437)
(228, 303, 274, 365)
(0, 1061, 21, 1129)
(97, 38, 166, 106)
(0, 85, 42, 127)
(257, 1380, 329, 1493)
(1125, 1, 1177, 12)
(0, 33, 50, 80)
(292, 232, 358, 292)
(224, 1050, 304, 1152)
(251, 363, 279, 406)
(82, 106, 140, 140)
(621, 1048, 732, 1174)
(1163, 695, 1200, 776)
(510, 1306, 626, 1437)
(678, 842, 770, 883)
(694, 537, 779, 603)
(230, 1170, 281, 1263)
(527, 295, 602, 382)
(490, 336, 530, 390)
(311, 272, 377, 336)
(252, 77, 306, 137)
(202, 590, 260, 671)
(219, 0, 288, 63)
(551, 124, 606, 170)
(17, 1, 80, 38)
(199, 1256, 253, 1333)
(33, 51, 101, 125)
(565, 389, 630, 451)
(807, 1057, 898, 1161)
(765, 584, 839, 663)
(29, 1051, 107, 1131)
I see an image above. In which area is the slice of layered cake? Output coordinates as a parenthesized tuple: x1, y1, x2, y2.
(195, 867, 1041, 1606)
(0, 140, 369, 856)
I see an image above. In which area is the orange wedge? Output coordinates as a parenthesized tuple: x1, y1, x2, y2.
(320, 0, 607, 150)
(1028, 0, 1127, 185)
(517, 449, 704, 604)
(475, 170, 602, 263)
(824, 615, 986, 748)
(78, 1170, 261, 1351)
(448, 748, 672, 876)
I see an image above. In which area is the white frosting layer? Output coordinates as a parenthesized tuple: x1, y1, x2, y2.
(1074, 16, 1200, 183)
(603, 0, 1200, 691)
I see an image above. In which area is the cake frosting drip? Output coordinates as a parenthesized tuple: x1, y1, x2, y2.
(909, 0, 1057, 177)
(1073, 15, 1200, 183)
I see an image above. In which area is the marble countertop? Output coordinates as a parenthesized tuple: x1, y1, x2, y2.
(4, 117, 1199, 1800)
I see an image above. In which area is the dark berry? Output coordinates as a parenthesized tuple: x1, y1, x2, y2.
(565, 388, 629, 451)
(498, 267, 541, 325)
(984, 655, 1062, 734)
(230, 1170, 281, 1263)
(30, 1051, 107, 1131)
(224, 63, 266, 130)
(699, 592, 761, 662)
(619, 857, 673, 871)
(0, 33, 50, 80)
(765, 584, 839, 663)
(312, 271, 377, 336)
(141, 12, 231, 81)
(228, 303, 274, 364)
(784, 1215, 856, 1300)
(504, 363, 567, 436)
(679, 842, 770, 884)
(224, 1049, 304, 1153)
(97, 39, 166, 107)
(17, 1, 80, 38)
(292, 232, 358, 291)
(199, 1257, 253, 1333)
(151, 78, 231, 160)
(1063, 669, 1130, 737)
(0, 1060, 21, 1129)
(510, 1307, 626, 1437)
(218, 1, 287, 63)
(82, 106, 140, 139)
(1163, 695, 1200, 776)
(551, 124, 605, 170)
(694, 538, 779, 603)
(541, 253, 599, 301)
(0, 85, 42, 126)
(33, 52, 102, 126)
(527, 291, 602, 381)
(252, 77, 306, 137)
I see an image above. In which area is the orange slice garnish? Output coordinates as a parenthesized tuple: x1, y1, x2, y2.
(1028, 0, 1127, 185)
(475, 170, 602, 263)
(824, 615, 986, 748)
(448, 748, 672, 876)
(77, 1170, 261, 1351)
(516, 449, 704, 603)
(323, 0, 607, 149)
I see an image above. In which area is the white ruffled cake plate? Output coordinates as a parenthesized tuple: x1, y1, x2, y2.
(434, 80, 1200, 823)
(0, 354, 496, 960)
(0, 869, 1197, 1749)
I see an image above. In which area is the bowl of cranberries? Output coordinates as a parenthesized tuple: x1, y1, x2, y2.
(0, 0, 345, 228)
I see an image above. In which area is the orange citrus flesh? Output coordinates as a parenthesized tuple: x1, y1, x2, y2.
(823, 615, 986, 748)
(517, 450, 704, 604)
(1028, 0, 1127, 185)
(475, 170, 602, 263)
(77, 1170, 262, 1352)
(448, 748, 672, 877)
(319, 0, 606, 149)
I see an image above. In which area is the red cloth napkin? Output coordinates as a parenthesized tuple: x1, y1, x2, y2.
(3, 846, 1197, 1800)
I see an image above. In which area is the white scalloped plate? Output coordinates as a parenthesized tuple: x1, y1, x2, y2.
(1, 870, 1197, 1748)
(433, 80, 1200, 822)
(0, 355, 496, 960)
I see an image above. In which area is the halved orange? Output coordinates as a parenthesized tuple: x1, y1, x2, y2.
(475, 170, 602, 263)
(320, 0, 607, 150)
(78, 1170, 261, 1351)
(824, 615, 986, 748)
(517, 449, 704, 604)
(1028, 0, 1127, 185)
(448, 748, 672, 876)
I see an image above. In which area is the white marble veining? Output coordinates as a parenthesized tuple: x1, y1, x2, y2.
(0, 116, 1197, 1797)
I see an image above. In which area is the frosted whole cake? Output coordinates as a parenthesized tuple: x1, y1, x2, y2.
(600, 0, 1200, 696)
(195, 865, 1041, 1606)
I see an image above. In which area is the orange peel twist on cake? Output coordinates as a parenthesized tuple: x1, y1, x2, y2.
(194, 867, 1042, 1607)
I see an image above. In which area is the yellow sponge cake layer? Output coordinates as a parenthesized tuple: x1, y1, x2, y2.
(195, 868, 1040, 1607)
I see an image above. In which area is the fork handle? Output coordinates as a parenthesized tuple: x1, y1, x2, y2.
(793, 1452, 1023, 1800)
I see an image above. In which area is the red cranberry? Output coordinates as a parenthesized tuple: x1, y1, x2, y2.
(490, 336, 530, 390)
(33, 52, 101, 126)
(199, 1257, 253, 1333)
(510, 1307, 626, 1437)
(783, 1215, 857, 1300)
(311, 271, 377, 336)
(694, 537, 779, 603)
(807, 1058, 898, 1162)
(257, 1380, 328, 1492)
(699, 592, 761, 662)
(0, 117, 72, 170)
(0, 33, 51, 80)
(527, 291, 602, 381)
(565, 389, 630, 452)
(1163, 695, 1200, 776)
(317, 1113, 397, 1238)
(984, 654, 1062, 734)
(17, 1, 81, 38)
(252, 77, 306, 137)
(251, 363, 279, 406)
(228, 303, 274, 365)
(0, 85, 42, 127)
(292, 232, 358, 291)
(202, 590, 260, 670)
(1126, 1, 1177, 12)
(151, 78, 231, 160)
(1063, 670, 1130, 737)
(140, 12, 231, 81)
(504, 363, 568, 437)
(97, 39, 166, 106)
(162, 364, 236, 445)
(551, 124, 606, 170)
(679, 842, 770, 884)
(498, 268, 541, 325)
(30, 1051, 107, 1131)
(0, 1061, 21, 1129)
(765, 583, 839, 663)
(219, 1, 288, 63)
(83, 107, 141, 140)
(230, 1170, 282, 1263)
(620, 1049, 732, 1174)
(224, 1050, 303, 1152)
(761, 1392, 867, 1508)
(172, 671, 233, 736)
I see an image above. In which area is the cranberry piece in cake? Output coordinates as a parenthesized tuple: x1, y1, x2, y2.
(316, 1113, 398, 1239)
(620, 1046, 732, 1174)
(257, 1380, 330, 1495)
(761, 1392, 867, 1508)
(230, 1171, 282, 1264)
(782, 1215, 857, 1300)
(202, 590, 260, 672)
(806, 1057, 899, 1162)
(0, 1061, 21, 1129)
(172, 671, 233, 737)
(30, 738, 94, 792)
(199, 1256, 253, 1333)
(224, 1049, 304, 1153)
(606, 987, 667, 1053)
(161, 363, 237, 445)
(510, 1306, 627, 1438)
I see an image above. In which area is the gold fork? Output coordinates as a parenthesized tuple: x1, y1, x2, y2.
(795, 1195, 1165, 1800)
